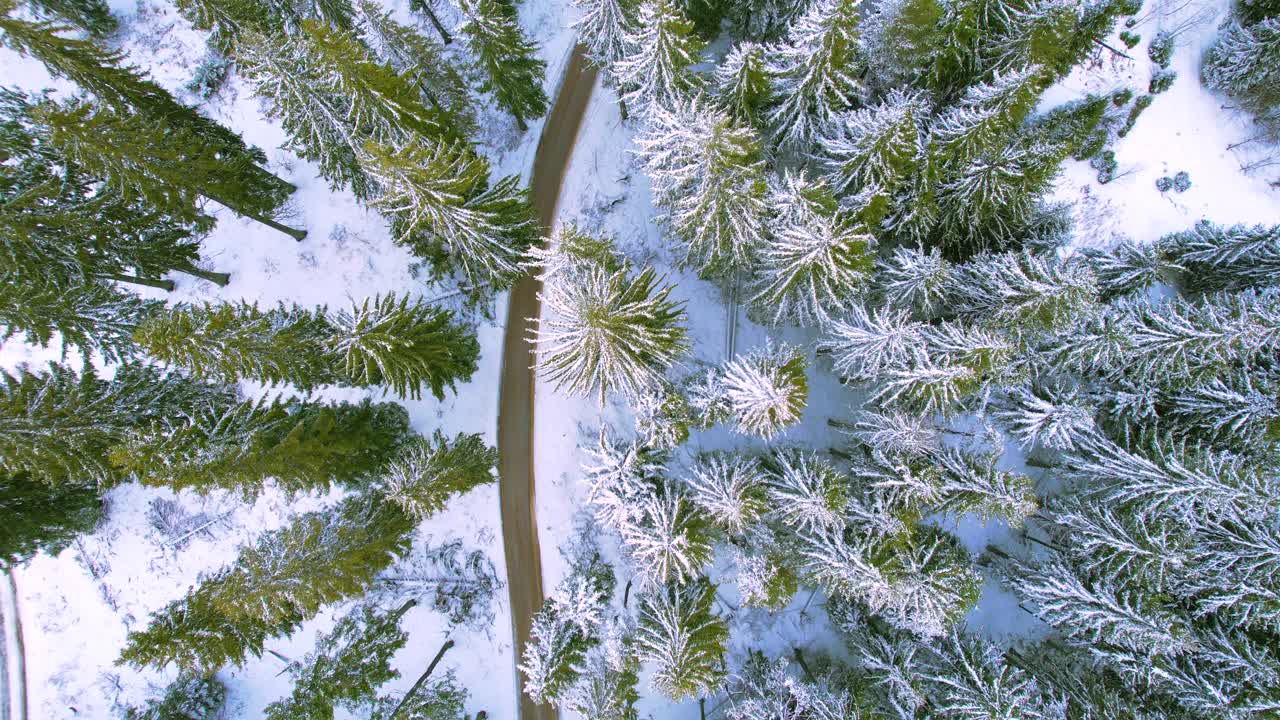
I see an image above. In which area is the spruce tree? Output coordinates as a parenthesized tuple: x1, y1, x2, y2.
(27, 0, 116, 36)
(633, 578, 728, 701)
(355, 0, 474, 133)
(749, 171, 875, 327)
(0, 277, 158, 363)
(573, 0, 640, 74)
(363, 138, 539, 287)
(520, 553, 615, 705)
(125, 672, 226, 720)
(535, 254, 689, 402)
(119, 492, 417, 671)
(1162, 220, 1280, 294)
(34, 98, 306, 239)
(714, 41, 770, 125)
(764, 0, 863, 151)
(0, 472, 102, 564)
(718, 342, 808, 439)
(615, 0, 705, 116)
(112, 397, 412, 497)
(620, 485, 716, 586)
(382, 431, 497, 520)
(817, 88, 927, 199)
(457, 0, 548, 131)
(265, 601, 414, 720)
(860, 0, 943, 91)
(636, 97, 769, 279)
(685, 453, 768, 536)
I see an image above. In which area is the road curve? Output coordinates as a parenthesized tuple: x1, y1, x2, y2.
(497, 45, 597, 720)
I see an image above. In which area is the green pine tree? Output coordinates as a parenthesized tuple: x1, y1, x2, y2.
(633, 578, 728, 701)
(0, 472, 102, 565)
(26, 0, 116, 36)
(125, 672, 226, 720)
(383, 431, 498, 520)
(458, 0, 548, 131)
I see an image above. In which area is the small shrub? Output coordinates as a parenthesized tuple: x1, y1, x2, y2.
(1112, 88, 1134, 106)
(1148, 31, 1175, 67)
(1119, 30, 1141, 48)
(1091, 150, 1118, 184)
(1156, 176, 1174, 192)
(1150, 68, 1177, 94)
(1119, 94, 1154, 137)
(1173, 170, 1192, 192)
(185, 55, 230, 100)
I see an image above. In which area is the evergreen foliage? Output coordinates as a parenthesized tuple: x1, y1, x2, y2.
(520, 551, 615, 704)
(763, 0, 863, 150)
(616, 0, 705, 116)
(382, 431, 497, 520)
(1204, 17, 1280, 117)
(125, 673, 226, 720)
(634, 578, 728, 701)
(458, 0, 548, 129)
(573, 0, 640, 72)
(0, 472, 102, 565)
(27, 0, 116, 36)
(714, 42, 770, 124)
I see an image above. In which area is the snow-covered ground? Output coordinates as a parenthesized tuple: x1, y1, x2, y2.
(5, 0, 1280, 717)
(0, 0, 580, 715)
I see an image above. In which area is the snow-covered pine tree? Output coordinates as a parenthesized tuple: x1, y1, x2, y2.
(563, 633, 641, 720)
(725, 0, 806, 40)
(817, 88, 927, 199)
(355, 0, 474, 133)
(457, 0, 548, 131)
(718, 342, 808, 438)
(0, 277, 157, 363)
(764, 0, 863, 151)
(633, 382, 694, 449)
(726, 655, 857, 720)
(580, 430, 664, 534)
(520, 549, 615, 705)
(634, 578, 728, 701)
(382, 431, 497, 520)
(33, 97, 305, 239)
(941, 249, 1100, 333)
(685, 452, 768, 535)
(120, 491, 417, 671)
(714, 42, 770, 126)
(573, 0, 639, 74)
(1161, 220, 1280, 294)
(819, 305, 924, 382)
(536, 259, 688, 403)
(922, 631, 1055, 720)
(859, 0, 943, 91)
(930, 65, 1047, 170)
(636, 97, 769, 280)
(114, 397, 413, 497)
(847, 409, 940, 459)
(620, 484, 716, 586)
(1081, 239, 1168, 300)
(932, 447, 1038, 526)
(765, 450, 848, 533)
(238, 21, 447, 201)
(367, 670, 468, 720)
(125, 672, 226, 720)
(264, 601, 413, 720)
(1203, 17, 1280, 116)
(364, 138, 539, 287)
(732, 544, 798, 610)
(0, 363, 236, 486)
(333, 294, 480, 399)
(875, 245, 951, 318)
(615, 0, 705, 117)
(750, 171, 875, 326)
(934, 143, 1068, 255)
(0, 472, 101, 565)
(981, 0, 1085, 79)
(1044, 498, 1189, 588)
(1165, 372, 1280, 450)
(995, 383, 1096, 451)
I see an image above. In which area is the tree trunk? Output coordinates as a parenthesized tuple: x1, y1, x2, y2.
(106, 273, 175, 291)
(514, 112, 529, 133)
(623, 579, 632, 608)
(200, 189, 308, 241)
(421, 5, 452, 44)
(176, 266, 231, 286)
(793, 647, 816, 683)
(389, 638, 456, 719)
(618, 98, 629, 121)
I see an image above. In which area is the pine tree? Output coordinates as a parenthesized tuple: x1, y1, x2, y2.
(860, 0, 943, 91)
(995, 383, 1096, 451)
(382, 431, 497, 520)
(580, 430, 664, 534)
(564, 639, 641, 720)
(714, 41, 770, 125)
(621, 484, 716, 586)
(615, 0, 705, 116)
(634, 578, 728, 701)
(0, 472, 101, 565)
(34, 98, 305, 239)
(685, 453, 768, 535)
(750, 171, 875, 326)
(171, 0, 292, 54)
(119, 492, 416, 671)
(1082, 239, 1167, 300)
(942, 250, 1100, 333)
(1162, 220, 1280, 294)
(932, 447, 1037, 526)
(265, 601, 413, 720)
(535, 260, 689, 402)
(0, 3, 291, 204)
(726, 0, 806, 40)
(573, 0, 640, 73)
(718, 342, 808, 438)
(367, 669, 468, 720)
(113, 397, 412, 497)
(520, 550, 615, 705)
(26, 0, 116, 36)
(981, 0, 1086, 79)
(930, 66, 1047, 169)
(875, 245, 951, 317)
(922, 632, 1053, 720)
(817, 88, 927, 199)
(819, 305, 924, 382)
(0, 363, 235, 486)
(363, 138, 538, 287)
(355, 0, 474, 133)
(238, 21, 447, 201)
(764, 0, 863, 151)
(457, 0, 548, 130)
(1204, 18, 1280, 115)
(0, 277, 158, 363)
(125, 672, 226, 720)
(636, 97, 769, 279)
(766, 450, 848, 533)
(933, 144, 1067, 255)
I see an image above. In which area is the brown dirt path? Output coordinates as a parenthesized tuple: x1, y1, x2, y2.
(497, 45, 597, 720)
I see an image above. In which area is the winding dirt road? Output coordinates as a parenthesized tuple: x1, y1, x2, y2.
(497, 45, 597, 720)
